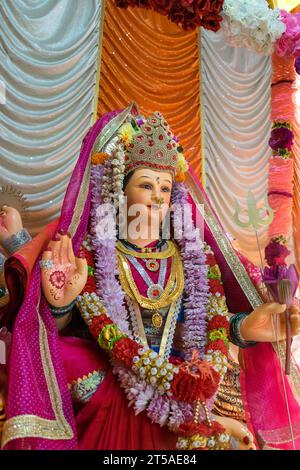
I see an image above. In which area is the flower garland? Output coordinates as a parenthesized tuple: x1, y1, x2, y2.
(115, 0, 225, 32)
(265, 54, 296, 263)
(90, 163, 130, 334)
(85, 109, 230, 449)
(78, 196, 229, 448)
(221, 0, 285, 55)
(172, 182, 210, 360)
(115, 0, 300, 59)
(78, 232, 230, 449)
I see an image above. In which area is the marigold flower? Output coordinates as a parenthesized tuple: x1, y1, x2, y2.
(91, 152, 109, 166)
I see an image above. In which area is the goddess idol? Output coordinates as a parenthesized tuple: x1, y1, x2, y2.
(1, 103, 300, 450)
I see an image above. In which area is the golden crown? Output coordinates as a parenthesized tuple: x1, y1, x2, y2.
(91, 105, 189, 182)
(122, 111, 179, 177)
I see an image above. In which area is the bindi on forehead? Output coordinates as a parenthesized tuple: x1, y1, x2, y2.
(137, 175, 172, 185)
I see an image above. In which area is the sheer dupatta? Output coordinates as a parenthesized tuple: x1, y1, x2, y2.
(186, 169, 300, 450)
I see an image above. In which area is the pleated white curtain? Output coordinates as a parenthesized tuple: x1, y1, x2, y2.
(0, 0, 103, 233)
(201, 29, 272, 265)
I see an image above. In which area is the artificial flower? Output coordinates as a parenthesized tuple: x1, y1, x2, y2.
(177, 152, 189, 173)
(265, 240, 290, 266)
(91, 152, 109, 166)
(263, 263, 299, 305)
(171, 354, 221, 403)
(208, 279, 223, 295)
(275, 10, 300, 58)
(207, 315, 230, 333)
(118, 122, 136, 146)
(221, 0, 285, 55)
(269, 126, 294, 152)
(113, 337, 140, 368)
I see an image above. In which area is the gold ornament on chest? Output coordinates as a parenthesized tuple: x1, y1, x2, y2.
(151, 311, 163, 328)
(145, 259, 159, 272)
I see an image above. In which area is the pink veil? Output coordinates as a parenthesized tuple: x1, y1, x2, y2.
(186, 169, 300, 450)
(1, 108, 127, 449)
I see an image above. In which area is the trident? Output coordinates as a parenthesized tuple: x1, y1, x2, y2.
(233, 190, 274, 270)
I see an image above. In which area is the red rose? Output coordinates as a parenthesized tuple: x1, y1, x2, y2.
(149, 0, 174, 15)
(193, 0, 224, 15)
(198, 14, 222, 32)
(113, 337, 140, 368)
(168, 2, 186, 25)
(265, 241, 290, 267)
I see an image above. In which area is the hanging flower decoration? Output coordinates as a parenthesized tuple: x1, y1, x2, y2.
(266, 52, 296, 265)
(274, 10, 300, 57)
(269, 122, 294, 157)
(221, 0, 285, 55)
(115, 0, 225, 31)
(115, 0, 300, 59)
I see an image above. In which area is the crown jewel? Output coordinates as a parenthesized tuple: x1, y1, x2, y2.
(123, 111, 180, 178)
(92, 104, 188, 182)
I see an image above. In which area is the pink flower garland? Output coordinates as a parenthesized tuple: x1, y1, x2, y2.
(275, 10, 300, 58)
(266, 54, 296, 255)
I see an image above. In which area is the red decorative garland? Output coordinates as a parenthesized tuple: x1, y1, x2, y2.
(115, 0, 225, 31)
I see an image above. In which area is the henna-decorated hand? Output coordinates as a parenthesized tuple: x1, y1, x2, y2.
(211, 414, 256, 450)
(41, 232, 88, 308)
(240, 302, 300, 343)
(0, 206, 23, 247)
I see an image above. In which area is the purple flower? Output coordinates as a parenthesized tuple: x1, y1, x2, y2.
(269, 126, 294, 152)
(136, 119, 144, 127)
(172, 182, 210, 359)
(263, 264, 299, 306)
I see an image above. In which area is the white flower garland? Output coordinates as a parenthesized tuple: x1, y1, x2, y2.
(221, 0, 286, 55)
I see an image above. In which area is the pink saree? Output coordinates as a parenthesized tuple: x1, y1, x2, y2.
(1, 104, 300, 450)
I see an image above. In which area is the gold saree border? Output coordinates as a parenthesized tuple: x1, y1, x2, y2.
(69, 102, 138, 237)
(273, 340, 300, 407)
(186, 172, 262, 310)
(92, 0, 106, 125)
(1, 302, 73, 448)
(258, 421, 300, 446)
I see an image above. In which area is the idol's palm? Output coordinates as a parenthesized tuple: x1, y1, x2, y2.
(0, 206, 23, 247)
(241, 302, 300, 342)
(41, 234, 88, 308)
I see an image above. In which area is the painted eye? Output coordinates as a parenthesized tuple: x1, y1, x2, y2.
(141, 184, 152, 190)
(162, 187, 171, 193)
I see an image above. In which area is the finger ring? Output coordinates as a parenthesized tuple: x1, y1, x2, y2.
(40, 260, 54, 269)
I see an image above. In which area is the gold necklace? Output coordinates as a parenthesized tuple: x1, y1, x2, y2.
(127, 296, 180, 359)
(116, 240, 175, 259)
(117, 245, 184, 310)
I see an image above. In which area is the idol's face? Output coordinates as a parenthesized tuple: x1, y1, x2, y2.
(123, 168, 173, 238)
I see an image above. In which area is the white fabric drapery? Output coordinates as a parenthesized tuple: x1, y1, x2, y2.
(0, 0, 103, 233)
(201, 29, 272, 265)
